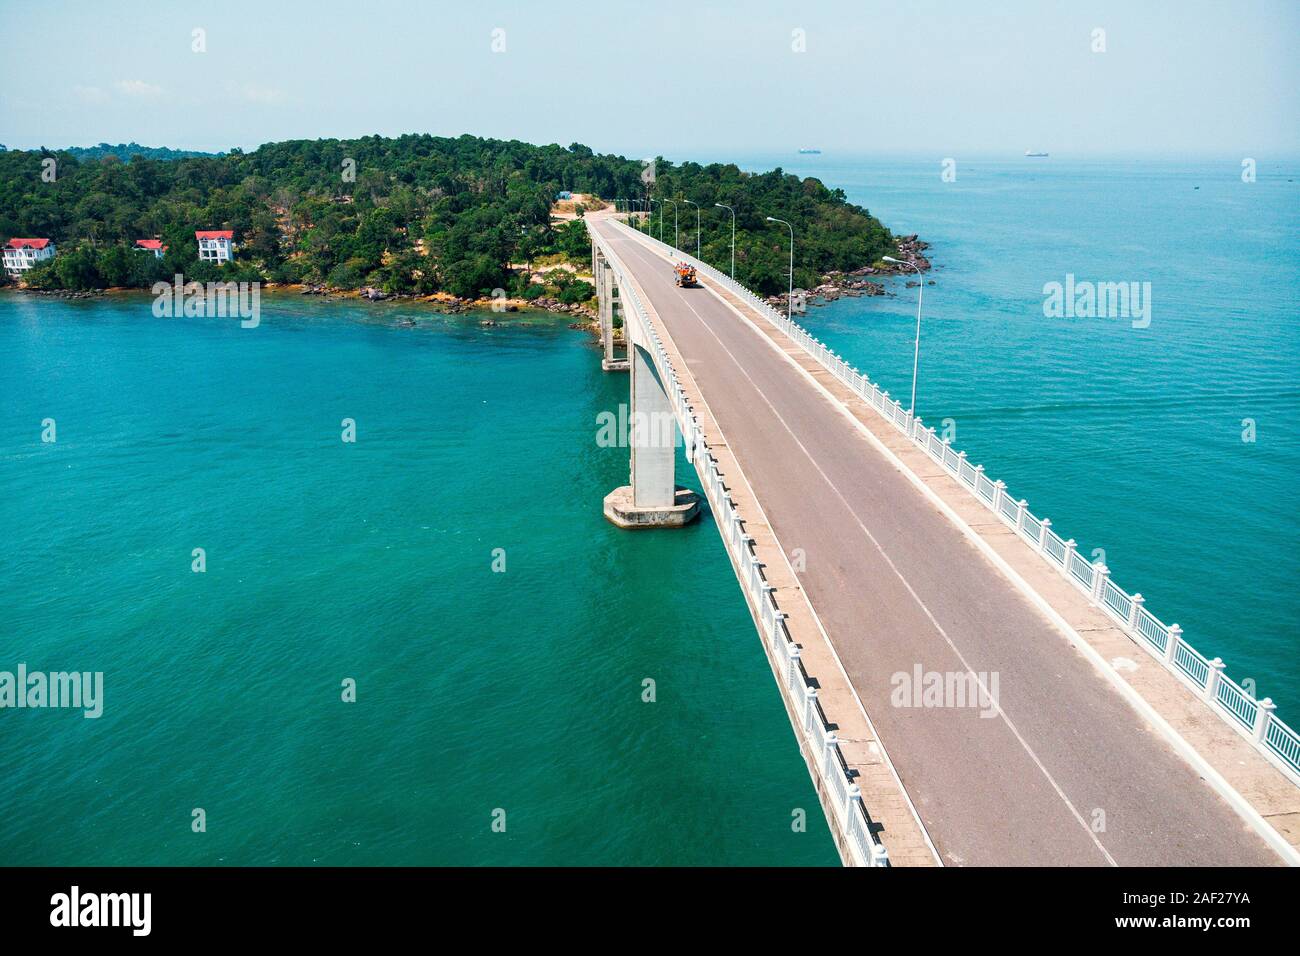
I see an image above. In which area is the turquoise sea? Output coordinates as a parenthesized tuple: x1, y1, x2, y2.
(0, 296, 837, 865)
(2, 156, 1297, 865)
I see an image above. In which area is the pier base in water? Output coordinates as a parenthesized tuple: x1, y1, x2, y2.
(603, 485, 700, 529)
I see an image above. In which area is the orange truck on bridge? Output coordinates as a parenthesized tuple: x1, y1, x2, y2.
(673, 262, 697, 287)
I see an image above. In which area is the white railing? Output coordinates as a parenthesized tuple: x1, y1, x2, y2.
(609, 216, 1300, 788)
(590, 221, 890, 867)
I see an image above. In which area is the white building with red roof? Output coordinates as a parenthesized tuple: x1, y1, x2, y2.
(195, 230, 235, 264)
(134, 238, 167, 259)
(3, 238, 57, 277)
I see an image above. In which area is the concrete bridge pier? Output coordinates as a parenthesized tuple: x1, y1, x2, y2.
(603, 345, 700, 529)
(593, 244, 629, 372)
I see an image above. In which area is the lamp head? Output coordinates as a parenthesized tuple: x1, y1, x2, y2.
(882, 255, 901, 264)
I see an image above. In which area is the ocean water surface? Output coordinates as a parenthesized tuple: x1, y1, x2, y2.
(0, 293, 836, 865)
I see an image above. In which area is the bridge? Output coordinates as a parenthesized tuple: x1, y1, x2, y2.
(586, 210, 1300, 867)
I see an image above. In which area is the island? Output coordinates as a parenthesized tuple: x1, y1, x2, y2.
(0, 134, 930, 321)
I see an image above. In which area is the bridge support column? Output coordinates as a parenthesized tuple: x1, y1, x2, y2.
(603, 343, 700, 529)
(593, 244, 628, 372)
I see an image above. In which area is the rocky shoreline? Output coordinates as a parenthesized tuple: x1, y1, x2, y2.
(5, 235, 931, 330)
(295, 284, 599, 325)
(762, 234, 936, 310)
(3, 288, 106, 300)
(2, 282, 599, 326)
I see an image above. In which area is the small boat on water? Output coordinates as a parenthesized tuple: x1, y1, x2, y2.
(798, 147, 822, 154)
(1025, 150, 1049, 158)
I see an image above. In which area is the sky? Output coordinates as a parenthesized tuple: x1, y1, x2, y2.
(1, 0, 1296, 160)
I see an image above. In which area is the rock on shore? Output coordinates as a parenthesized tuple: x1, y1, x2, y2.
(762, 235, 933, 310)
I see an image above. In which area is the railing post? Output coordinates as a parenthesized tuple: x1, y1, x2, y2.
(1061, 537, 1078, 574)
(991, 478, 1006, 513)
(1204, 658, 1225, 702)
(740, 535, 756, 584)
(1091, 562, 1109, 602)
(1253, 698, 1276, 743)
(804, 686, 818, 733)
(973, 464, 986, 490)
(1037, 516, 1052, 552)
(1126, 592, 1144, 629)
(1014, 499, 1028, 532)
(1164, 623, 1182, 663)
(771, 610, 788, 647)
(823, 731, 838, 775)
(788, 644, 802, 691)
(845, 783, 862, 828)
(870, 842, 889, 867)
(911, 415, 922, 440)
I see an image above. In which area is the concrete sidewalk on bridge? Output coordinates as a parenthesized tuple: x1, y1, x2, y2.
(694, 269, 1300, 861)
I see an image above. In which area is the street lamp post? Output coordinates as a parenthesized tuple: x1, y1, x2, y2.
(683, 199, 700, 259)
(766, 217, 794, 319)
(715, 203, 735, 278)
(663, 200, 678, 249)
(883, 255, 926, 415)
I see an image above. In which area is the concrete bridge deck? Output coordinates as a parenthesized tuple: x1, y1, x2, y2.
(588, 212, 1299, 866)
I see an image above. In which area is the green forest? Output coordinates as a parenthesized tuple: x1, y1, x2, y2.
(0, 134, 898, 297)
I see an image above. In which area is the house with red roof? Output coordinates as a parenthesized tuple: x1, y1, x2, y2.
(195, 230, 235, 264)
(2, 238, 57, 278)
(134, 238, 167, 259)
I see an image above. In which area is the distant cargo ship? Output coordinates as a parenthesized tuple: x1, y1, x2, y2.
(1025, 150, 1049, 157)
(798, 147, 822, 154)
